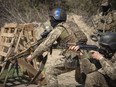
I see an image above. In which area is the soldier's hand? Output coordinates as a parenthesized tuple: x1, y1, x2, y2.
(68, 46, 80, 51)
(68, 46, 83, 56)
(26, 55, 33, 62)
(90, 50, 104, 60)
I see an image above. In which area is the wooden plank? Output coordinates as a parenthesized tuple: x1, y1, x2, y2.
(4, 23, 17, 28)
(14, 29, 23, 52)
(1, 33, 14, 37)
(18, 59, 43, 79)
(24, 24, 34, 31)
(0, 51, 7, 57)
(7, 28, 18, 56)
(0, 43, 11, 47)
(17, 24, 25, 29)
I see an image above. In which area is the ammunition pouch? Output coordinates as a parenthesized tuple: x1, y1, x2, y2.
(64, 54, 79, 69)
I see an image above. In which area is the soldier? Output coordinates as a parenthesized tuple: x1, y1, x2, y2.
(26, 8, 87, 87)
(92, 0, 116, 36)
(69, 32, 116, 87)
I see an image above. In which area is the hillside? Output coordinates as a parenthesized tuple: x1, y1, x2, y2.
(0, 0, 116, 27)
(0, 0, 116, 87)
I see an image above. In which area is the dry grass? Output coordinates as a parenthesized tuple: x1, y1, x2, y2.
(0, 0, 115, 27)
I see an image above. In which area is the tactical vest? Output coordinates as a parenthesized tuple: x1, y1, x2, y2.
(57, 21, 87, 58)
(56, 21, 87, 69)
(95, 11, 116, 32)
(58, 21, 87, 44)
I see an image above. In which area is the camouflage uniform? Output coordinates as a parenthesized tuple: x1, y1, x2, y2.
(31, 20, 87, 87)
(93, 0, 116, 34)
(93, 11, 116, 33)
(78, 52, 116, 87)
(34, 20, 52, 40)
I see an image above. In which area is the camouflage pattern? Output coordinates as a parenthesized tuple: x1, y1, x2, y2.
(101, 0, 110, 6)
(93, 11, 116, 32)
(45, 57, 74, 87)
(31, 24, 63, 59)
(78, 52, 116, 87)
(85, 71, 109, 87)
(98, 53, 116, 80)
(34, 21, 52, 40)
(31, 20, 87, 87)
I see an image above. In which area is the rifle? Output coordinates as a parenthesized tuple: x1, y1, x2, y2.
(90, 18, 100, 42)
(90, 8, 112, 42)
(61, 41, 105, 54)
(67, 43, 99, 51)
(0, 26, 53, 86)
(0, 37, 44, 64)
(1, 25, 53, 64)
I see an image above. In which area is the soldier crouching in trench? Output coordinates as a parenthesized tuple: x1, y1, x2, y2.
(93, 0, 116, 36)
(69, 32, 116, 87)
(26, 7, 87, 87)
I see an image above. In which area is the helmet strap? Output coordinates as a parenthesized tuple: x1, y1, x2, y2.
(100, 45, 114, 59)
(50, 17, 62, 28)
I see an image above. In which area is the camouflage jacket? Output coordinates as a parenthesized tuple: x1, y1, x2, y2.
(93, 11, 116, 32)
(31, 20, 87, 60)
(80, 52, 116, 80)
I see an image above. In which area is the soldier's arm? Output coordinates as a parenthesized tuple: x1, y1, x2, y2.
(79, 58, 97, 74)
(99, 56, 116, 80)
(31, 26, 63, 59)
(68, 46, 97, 73)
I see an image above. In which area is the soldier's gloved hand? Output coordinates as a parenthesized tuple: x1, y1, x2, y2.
(26, 55, 33, 62)
(90, 50, 104, 60)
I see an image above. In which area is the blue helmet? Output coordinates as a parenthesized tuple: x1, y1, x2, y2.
(50, 8, 67, 21)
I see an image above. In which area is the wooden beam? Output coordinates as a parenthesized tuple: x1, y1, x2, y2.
(0, 43, 11, 47)
(18, 59, 43, 80)
(0, 51, 7, 57)
(4, 23, 17, 28)
(1, 33, 14, 37)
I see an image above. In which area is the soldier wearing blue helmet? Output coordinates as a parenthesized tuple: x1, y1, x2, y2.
(26, 8, 87, 87)
(50, 8, 67, 21)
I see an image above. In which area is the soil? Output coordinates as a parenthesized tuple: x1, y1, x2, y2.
(0, 14, 97, 87)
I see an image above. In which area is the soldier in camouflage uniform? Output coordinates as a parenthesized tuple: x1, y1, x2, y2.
(26, 8, 87, 87)
(69, 32, 116, 87)
(93, 0, 116, 35)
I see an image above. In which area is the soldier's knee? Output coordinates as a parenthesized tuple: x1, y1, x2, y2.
(86, 71, 102, 84)
(86, 73, 93, 81)
(86, 72, 98, 82)
(85, 73, 96, 87)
